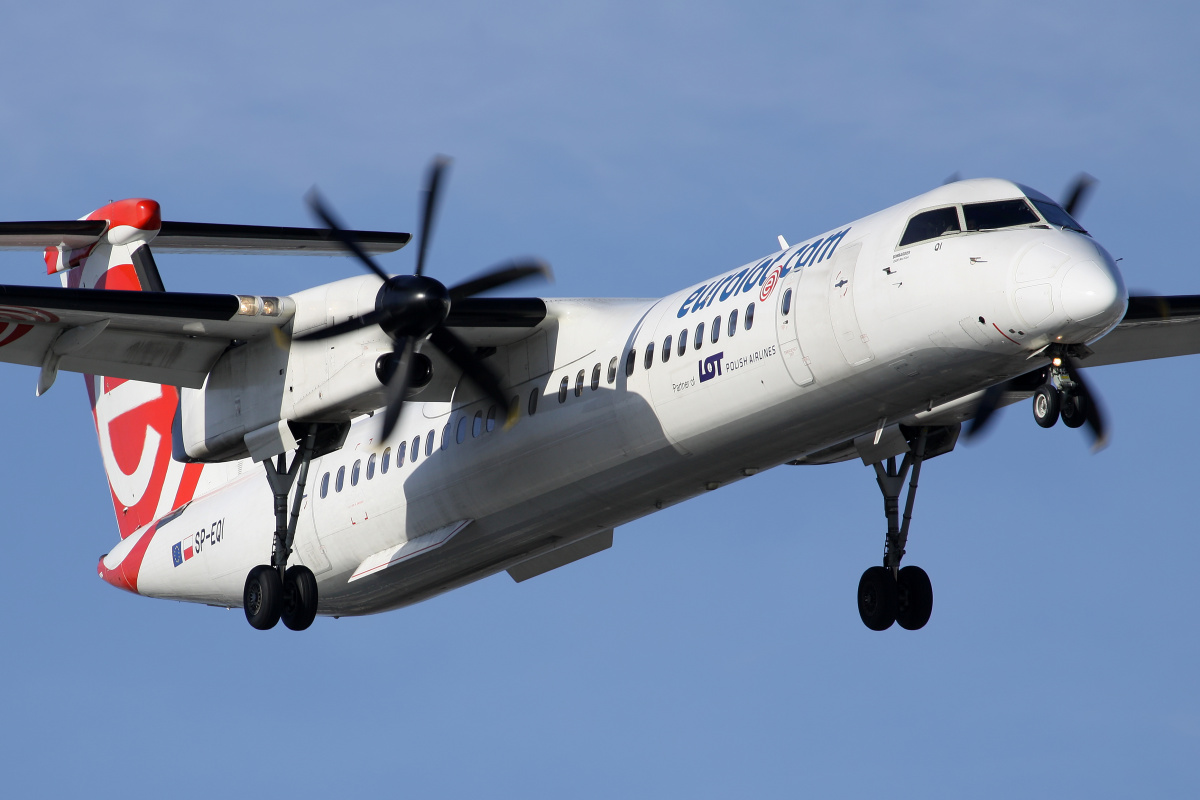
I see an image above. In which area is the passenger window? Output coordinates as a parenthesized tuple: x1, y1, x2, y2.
(528, 389, 538, 415)
(411, 436, 420, 462)
(625, 349, 636, 377)
(711, 316, 721, 343)
(644, 343, 654, 370)
(963, 199, 1039, 231)
(441, 423, 451, 451)
(694, 322, 705, 350)
(607, 357, 618, 384)
(456, 416, 468, 444)
(351, 459, 360, 486)
(745, 302, 754, 330)
(591, 364, 600, 390)
(559, 376, 568, 403)
(487, 405, 497, 432)
(899, 206, 961, 247)
(678, 330, 687, 357)
(367, 453, 376, 480)
(320, 472, 329, 499)
(472, 410, 483, 437)
(727, 309, 738, 337)
(662, 335, 672, 363)
(336, 466, 345, 492)
(575, 370, 585, 397)
(397, 441, 406, 465)
(782, 288, 792, 315)
(425, 430, 434, 456)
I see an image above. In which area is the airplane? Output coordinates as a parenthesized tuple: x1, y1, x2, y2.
(0, 159, 1195, 633)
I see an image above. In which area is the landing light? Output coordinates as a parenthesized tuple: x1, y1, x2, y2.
(236, 295, 283, 317)
(1052, 357, 1063, 367)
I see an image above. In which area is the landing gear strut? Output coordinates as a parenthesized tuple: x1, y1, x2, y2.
(857, 427, 935, 631)
(243, 426, 320, 631)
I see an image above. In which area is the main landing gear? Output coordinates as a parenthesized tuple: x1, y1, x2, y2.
(243, 426, 320, 631)
(857, 427, 935, 632)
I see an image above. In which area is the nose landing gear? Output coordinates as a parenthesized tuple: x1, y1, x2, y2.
(856, 427, 936, 632)
(1033, 360, 1090, 430)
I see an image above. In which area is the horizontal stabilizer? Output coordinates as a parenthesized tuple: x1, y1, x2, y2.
(0, 220, 410, 255)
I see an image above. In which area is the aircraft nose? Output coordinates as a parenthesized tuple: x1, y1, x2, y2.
(1060, 258, 1126, 324)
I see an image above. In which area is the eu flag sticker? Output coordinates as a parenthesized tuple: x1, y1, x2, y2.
(172, 542, 183, 567)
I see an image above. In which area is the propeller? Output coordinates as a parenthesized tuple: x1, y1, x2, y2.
(1061, 172, 1097, 219)
(298, 157, 551, 441)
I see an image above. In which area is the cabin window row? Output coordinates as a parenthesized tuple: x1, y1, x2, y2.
(318, 400, 514, 499)
(622, 301, 756, 376)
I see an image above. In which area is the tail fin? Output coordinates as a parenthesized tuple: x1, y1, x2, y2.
(51, 199, 204, 539)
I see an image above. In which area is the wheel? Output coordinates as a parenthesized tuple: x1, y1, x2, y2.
(857, 566, 897, 631)
(1032, 385, 1060, 428)
(244, 565, 282, 630)
(895, 565, 934, 630)
(281, 565, 319, 631)
(1060, 391, 1087, 428)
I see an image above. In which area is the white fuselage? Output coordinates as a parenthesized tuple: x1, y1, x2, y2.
(105, 179, 1127, 616)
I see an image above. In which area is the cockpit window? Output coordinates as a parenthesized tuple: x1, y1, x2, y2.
(1029, 199, 1088, 235)
(899, 207, 960, 247)
(963, 199, 1039, 231)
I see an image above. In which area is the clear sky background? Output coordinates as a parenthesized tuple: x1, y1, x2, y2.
(1, 2, 1197, 797)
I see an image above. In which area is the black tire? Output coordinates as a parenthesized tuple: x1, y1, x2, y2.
(1060, 391, 1087, 428)
(1033, 385, 1060, 428)
(857, 566, 897, 631)
(281, 565, 319, 632)
(244, 565, 282, 630)
(895, 565, 934, 630)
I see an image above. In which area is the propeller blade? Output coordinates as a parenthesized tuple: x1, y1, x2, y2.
(964, 380, 1012, 440)
(1065, 358, 1108, 450)
(379, 337, 413, 442)
(415, 157, 450, 278)
(448, 259, 552, 302)
(294, 309, 389, 342)
(1061, 173, 1097, 219)
(306, 189, 390, 282)
(428, 326, 511, 420)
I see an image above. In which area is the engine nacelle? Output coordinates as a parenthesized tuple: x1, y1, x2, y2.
(176, 275, 397, 463)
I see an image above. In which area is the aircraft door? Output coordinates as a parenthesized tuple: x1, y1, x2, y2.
(775, 260, 816, 387)
(826, 242, 874, 366)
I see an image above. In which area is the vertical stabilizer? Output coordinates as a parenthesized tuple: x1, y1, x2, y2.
(52, 199, 204, 539)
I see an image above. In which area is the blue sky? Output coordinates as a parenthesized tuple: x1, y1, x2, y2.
(1, 2, 1198, 796)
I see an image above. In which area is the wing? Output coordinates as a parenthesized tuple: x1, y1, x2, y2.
(1085, 295, 1200, 367)
(0, 285, 290, 389)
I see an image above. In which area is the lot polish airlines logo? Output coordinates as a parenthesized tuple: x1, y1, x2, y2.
(699, 352, 724, 383)
(89, 375, 204, 539)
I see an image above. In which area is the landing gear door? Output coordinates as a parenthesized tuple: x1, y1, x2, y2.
(776, 257, 815, 387)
